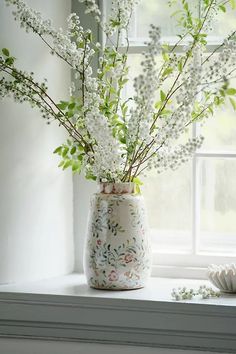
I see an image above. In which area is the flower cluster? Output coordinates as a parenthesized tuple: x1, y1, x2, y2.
(128, 25, 161, 145)
(5, 0, 95, 72)
(78, 0, 101, 22)
(0, 58, 52, 121)
(5, 0, 53, 36)
(84, 110, 123, 181)
(153, 136, 204, 174)
(171, 285, 221, 301)
(104, 0, 141, 35)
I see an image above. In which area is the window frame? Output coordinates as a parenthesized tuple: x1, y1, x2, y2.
(92, 0, 236, 279)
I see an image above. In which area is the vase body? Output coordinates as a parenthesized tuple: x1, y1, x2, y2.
(84, 183, 151, 290)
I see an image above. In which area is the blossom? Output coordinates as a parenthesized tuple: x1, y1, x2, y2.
(151, 136, 204, 174)
(128, 25, 161, 145)
(5, 0, 93, 72)
(103, 0, 141, 35)
(78, 0, 101, 22)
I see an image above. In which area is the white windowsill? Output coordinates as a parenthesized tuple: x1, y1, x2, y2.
(0, 273, 236, 353)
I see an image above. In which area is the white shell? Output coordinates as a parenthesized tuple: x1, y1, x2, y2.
(207, 263, 236, 293)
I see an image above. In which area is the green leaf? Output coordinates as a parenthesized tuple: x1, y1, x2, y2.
(67, 110, 74, 118)
(162, 67, 173, 77)
(78, 154, 84, 161)
(120, 78, 129, 86)
(63, 160, 72, 170)
(87, 31, 92, 42)
(57, 101, 68, 110)
(86, 172, 97, 181)
(133, 177, 143, 195)
(70, 146, 76, 155)
(2, 48, 10, 57)
(229, 97, 236, 110)
(226, 88, 236, 95)
(5, 57, 14, 65)
(160, 90, 166, 102)
(121, 104, 128, 117)
(220, 89, 226, 97)
(62, 147, 69, 157)
(58, 161, 64, 168)
(219, 4, 226, 12)
(208, 106, 213, 115)
(162, 52, 170, 62)
(133, 177, 143, 186)
(214, 96, 219, 105)
(177, 59, 183, 72)
(183, 2, 189, 11)
(53, 146, 63, 155)
(68, 102, 76, 110)
(154, 101, 162, 109)
(72, 160, 82, 173)
(161, 109, 172, 116)
(230, 0, 236, 9)
(110, 19, 121, 27)
(119, 135, 126, 144)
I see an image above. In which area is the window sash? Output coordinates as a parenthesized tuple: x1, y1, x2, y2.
(100, 0, 236, 274)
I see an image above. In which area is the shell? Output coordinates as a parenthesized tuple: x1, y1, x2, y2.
(207, 263, 236, 293)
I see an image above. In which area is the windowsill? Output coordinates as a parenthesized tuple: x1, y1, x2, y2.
(0, 273, 236, 352)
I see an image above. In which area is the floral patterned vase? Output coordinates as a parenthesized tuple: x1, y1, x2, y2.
(84, 182, 151, 290)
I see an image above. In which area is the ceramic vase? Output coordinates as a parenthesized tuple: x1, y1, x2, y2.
(84, 182, 151, 290)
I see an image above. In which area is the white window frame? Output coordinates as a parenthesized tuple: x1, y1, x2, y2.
(84, 0, 236, 279)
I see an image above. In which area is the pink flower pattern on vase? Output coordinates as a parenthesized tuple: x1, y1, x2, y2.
(108, 270, 119, 281)
(84, 183, 151, 290)
(124, 254, 133, 264)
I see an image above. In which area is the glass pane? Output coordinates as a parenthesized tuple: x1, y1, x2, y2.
(199, 79, 236, 152)
(198, 158, 236, 254)
(124, 54, 142, 100)
(142, 162, 192, 253)
(132, 0, 198, 40)
(209, 7, 236, 38)
(126, 53, 192, 253)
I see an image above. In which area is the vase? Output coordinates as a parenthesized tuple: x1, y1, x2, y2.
(84, 182, 151, 290)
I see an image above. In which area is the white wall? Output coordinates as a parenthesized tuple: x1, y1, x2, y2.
(0, 339, 222, 354)
(73, 176, 96, 272)
(0, 0, 74, 283)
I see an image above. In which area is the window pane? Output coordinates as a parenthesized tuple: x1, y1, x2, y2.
(198, 157, 236, 254)
(134, 0, 178, 38)
(126, 53, 192, 253)
(209, 8, 236, 38)
(130, 1, 236, 41)
(198, 82, 236, 152)
(142, 162, 192, 253)
(131, 0, 198, 40)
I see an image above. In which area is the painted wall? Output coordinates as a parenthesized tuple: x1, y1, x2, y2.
(0, 339, 223, 354)
(0, 0, 74, 283)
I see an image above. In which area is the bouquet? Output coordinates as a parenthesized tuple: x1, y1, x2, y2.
(1, 0, 236, 188)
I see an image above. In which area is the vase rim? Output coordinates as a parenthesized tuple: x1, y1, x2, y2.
(99, 182, 135, 194)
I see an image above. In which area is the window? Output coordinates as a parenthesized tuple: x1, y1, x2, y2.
(102, 0, 236, 277)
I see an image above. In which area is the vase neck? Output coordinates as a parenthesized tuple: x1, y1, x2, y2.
(99, 182, 135, 194)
